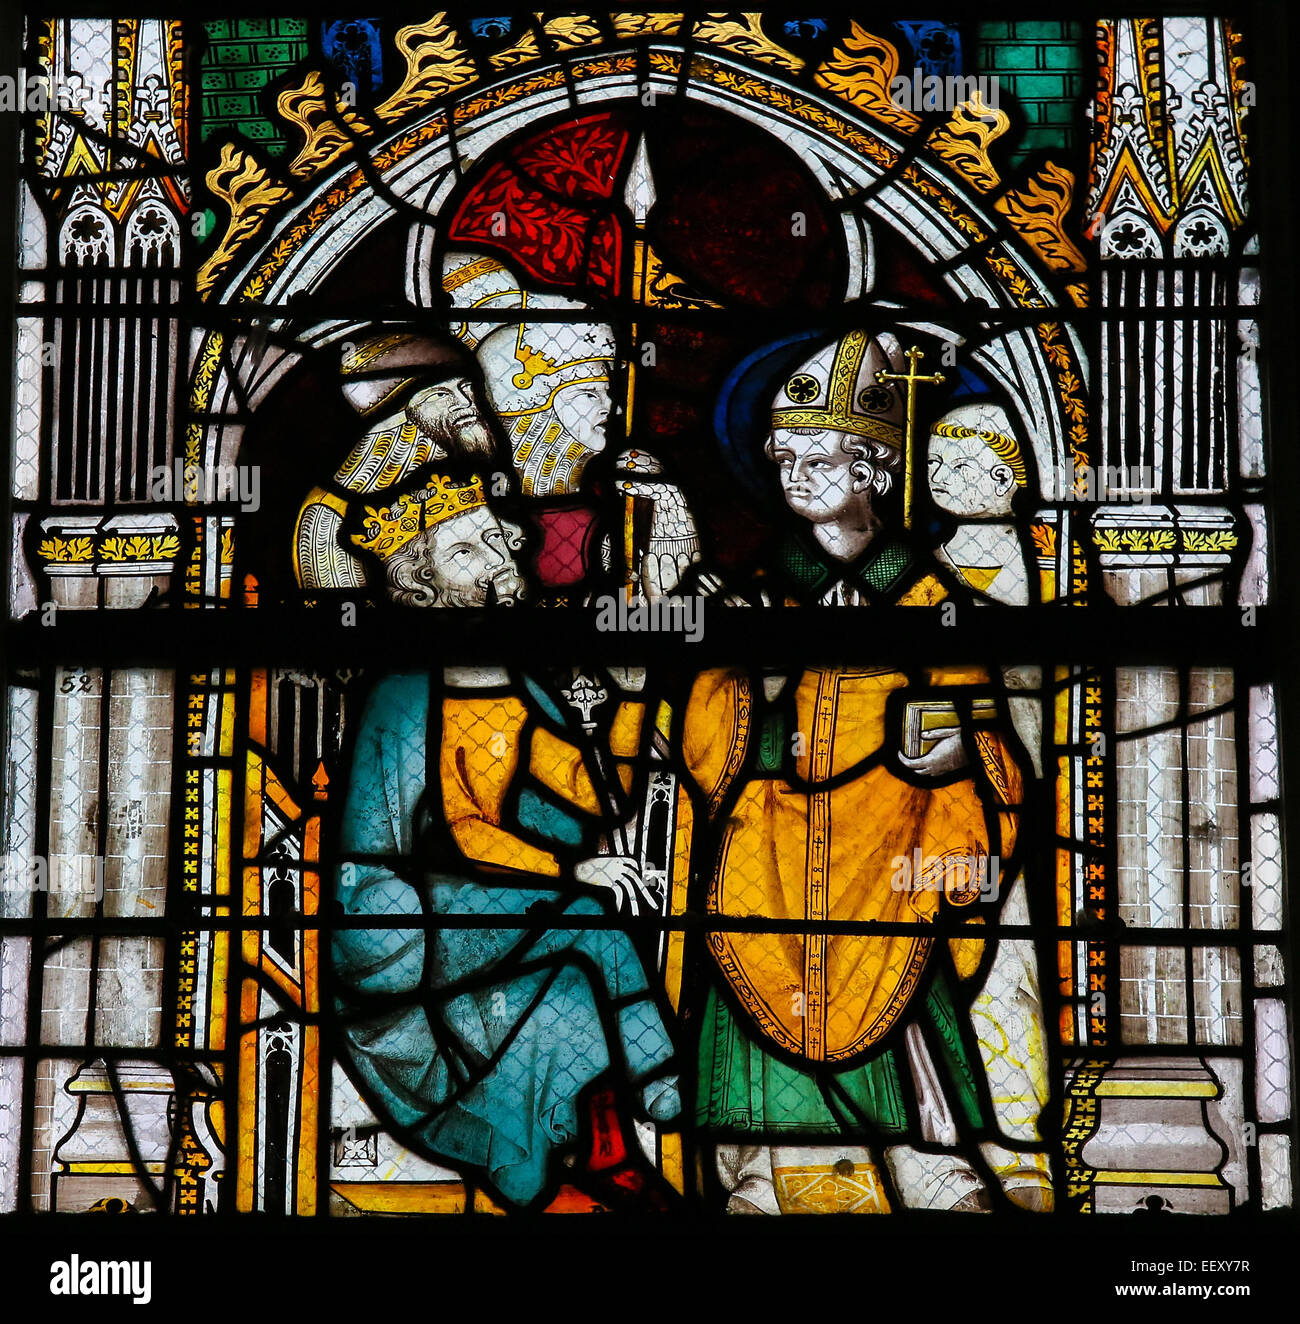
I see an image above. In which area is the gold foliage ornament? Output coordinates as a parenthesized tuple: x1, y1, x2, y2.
(539, 14, 603, 51)
(814, 21, 921, 132)
(926, 92, 1010, 194)
(612, 13, 683, 39)
(489, 28, 542, 71)
(995, 162, 1089, 276)
(36, 536, 94, 564)
(375, 13, 477, 124)
(196, 146, 293, 298)
(693, 13, 804, 73)
(277, 71, 372, 180)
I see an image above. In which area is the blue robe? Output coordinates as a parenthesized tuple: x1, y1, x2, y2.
(332, 673, 679, 1207)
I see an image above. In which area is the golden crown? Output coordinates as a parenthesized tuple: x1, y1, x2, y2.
(350, 474, 486, 561)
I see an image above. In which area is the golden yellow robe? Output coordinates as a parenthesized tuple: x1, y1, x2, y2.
(439, 689, 644, 875)
(684, 665, 1021, 1067)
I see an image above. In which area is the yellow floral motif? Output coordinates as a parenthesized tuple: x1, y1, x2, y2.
(1095, 529, 1180, 553)
(186, 331, 224, 472)
(1182, 530, 1238, 552)
(1030, 523, 1058, 558)
(453, 71, 567, 127)
(48, 534, 182, 564)
(1059, 376, 1086, 418)
(372, 119, 447, 173)
(100, 536, 150, 562)
(1038, 333, 1073, 372)
(37, 537, 94, 563)
(220, 528, 235, 565)
(1092, 528, 1241, 555)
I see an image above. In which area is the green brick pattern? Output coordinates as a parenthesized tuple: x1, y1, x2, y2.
(976, 19, 1088, 168)
(200, 18, 309, 157)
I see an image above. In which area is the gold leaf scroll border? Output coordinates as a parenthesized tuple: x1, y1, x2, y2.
(201, 35, 1016, 303)
(181, 330, 226, 599)
(688, 54, 898, 171)
(35, 20, 54, 170)
(982, 233, 1091, 495)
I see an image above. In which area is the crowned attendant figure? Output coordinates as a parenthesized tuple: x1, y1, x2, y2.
(440, 250, 612, 592)
(346, 473, 527, 608)
(444, 249, 698, 599)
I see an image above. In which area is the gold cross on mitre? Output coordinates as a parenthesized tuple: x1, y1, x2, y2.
(876, 346, 945, 530)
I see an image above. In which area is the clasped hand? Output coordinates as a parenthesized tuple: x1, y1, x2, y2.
(574, 855, 661, 915)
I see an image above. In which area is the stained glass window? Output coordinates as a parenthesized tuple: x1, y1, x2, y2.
(1, 6, 1294, 1302)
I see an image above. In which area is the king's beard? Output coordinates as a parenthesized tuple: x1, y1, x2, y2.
(384, 550, 525, 608)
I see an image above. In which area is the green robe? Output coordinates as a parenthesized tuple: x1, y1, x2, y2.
(696, 974, 985, 1135)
